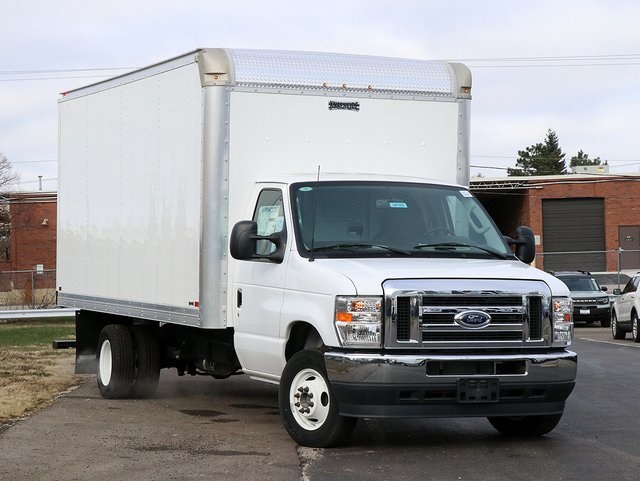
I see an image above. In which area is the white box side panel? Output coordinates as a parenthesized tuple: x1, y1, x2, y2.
(227, 92, 461, 222)
(58, 63, 203, 308)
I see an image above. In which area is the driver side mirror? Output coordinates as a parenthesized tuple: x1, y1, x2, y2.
(229, 220, 286, 263)
(504, 226, 536, 264)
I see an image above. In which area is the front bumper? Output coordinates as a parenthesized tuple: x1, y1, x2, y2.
(572, 305, 610, 323)
(325, 350, 577, 418)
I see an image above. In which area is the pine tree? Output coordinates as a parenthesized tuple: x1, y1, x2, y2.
(570, 150, 602, 167)
(507, 129, 567, 176)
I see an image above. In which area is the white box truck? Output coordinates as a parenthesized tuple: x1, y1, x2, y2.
(57, 48, 576, 447)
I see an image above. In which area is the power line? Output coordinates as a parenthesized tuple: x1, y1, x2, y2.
(0, 67, 136, 75)
(472, 155, 640, 163)
(17, 177, 57, 185)
(469, 62, 640, 68)
(0, 75, 123, 83)
(449, 53, 640, 62)
(1, 53, 639, 83)
(9, 160, 57, 164)
(0, 66, 138, 83)
(4, 54, 640, 74)
(471, 165, 509, 170)
(10, 157, 640, 166)
(447, 53, 640, 68)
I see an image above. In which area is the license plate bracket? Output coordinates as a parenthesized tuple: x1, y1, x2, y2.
(457, 378, 499, 403)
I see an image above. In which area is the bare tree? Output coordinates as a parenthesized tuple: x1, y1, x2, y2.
(0, 153, 20, 262)
(0, 153, 20, 192)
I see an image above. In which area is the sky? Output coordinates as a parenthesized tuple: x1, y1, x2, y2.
(2, 0, 640, 191)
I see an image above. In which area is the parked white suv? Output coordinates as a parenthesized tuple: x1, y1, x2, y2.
(611, 275, 640, 341)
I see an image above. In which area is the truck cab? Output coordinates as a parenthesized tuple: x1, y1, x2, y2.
(231, 175, 576, 447)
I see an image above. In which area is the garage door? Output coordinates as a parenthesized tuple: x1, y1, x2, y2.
(542, 198, 605, 271)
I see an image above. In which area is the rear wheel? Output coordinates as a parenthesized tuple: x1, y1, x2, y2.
(632, 312, 640, 343)
(611, 311, 626, 340)
(279, 350, 356, 447)
(488, 413, 563, 437)
(131, 327, 160, 398)
(97, 324, 135, 399)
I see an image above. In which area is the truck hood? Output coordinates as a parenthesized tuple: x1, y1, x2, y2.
(320, 257, 570, 296)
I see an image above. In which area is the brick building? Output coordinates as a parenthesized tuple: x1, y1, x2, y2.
(0, 192, 57, 272)
(0, 179, 638, 276)
(472, 174, 640, 272)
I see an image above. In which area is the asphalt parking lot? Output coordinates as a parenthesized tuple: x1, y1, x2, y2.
(0, 371, 300, 481)
(1, 325, 639, 481)
(574, 322, 640, 346)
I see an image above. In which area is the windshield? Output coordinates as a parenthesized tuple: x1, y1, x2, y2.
(291, 181, 514, 259)
(559, 276, 601, 291)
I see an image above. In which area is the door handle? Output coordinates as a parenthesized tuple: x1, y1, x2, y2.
(237, 289, 243, 308)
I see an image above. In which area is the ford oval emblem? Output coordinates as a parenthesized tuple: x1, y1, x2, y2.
(454, 310, 491, 329)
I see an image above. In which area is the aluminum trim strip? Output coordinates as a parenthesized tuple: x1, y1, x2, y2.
(57, 292, 200, 327)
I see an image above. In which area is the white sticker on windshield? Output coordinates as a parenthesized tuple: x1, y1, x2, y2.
(389, 201, 408, 209)
(460, 190, 473, 198)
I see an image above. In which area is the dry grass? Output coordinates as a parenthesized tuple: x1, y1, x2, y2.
(0, 345, 85, 423)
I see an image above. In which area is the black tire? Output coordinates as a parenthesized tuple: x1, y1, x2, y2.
(633, 312, 640, 343)
(97, 324, 135, 399)
(279, 350, 357, 448)
(487, 413, 563, 437)
(600, 315, 611, 328)
(612, 311, 626, 340)
(131, 327, 160, 398)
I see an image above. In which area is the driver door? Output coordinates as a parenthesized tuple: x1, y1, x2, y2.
(233, 187, 288, 380)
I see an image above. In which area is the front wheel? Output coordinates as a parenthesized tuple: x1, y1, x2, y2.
(279, 350, 356, 447)
(487, 413, 563, 437)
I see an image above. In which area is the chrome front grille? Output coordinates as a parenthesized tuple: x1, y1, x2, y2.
(384, 279, 551, 349)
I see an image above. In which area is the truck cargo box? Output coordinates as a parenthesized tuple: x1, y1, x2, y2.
(57, 48, 472, 329)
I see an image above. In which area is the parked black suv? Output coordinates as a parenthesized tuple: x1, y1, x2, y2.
(552, 271, 611, 327)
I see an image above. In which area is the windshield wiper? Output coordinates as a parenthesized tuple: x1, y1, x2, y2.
(311, 243, 413, 256)
(412, 242, 508, 259)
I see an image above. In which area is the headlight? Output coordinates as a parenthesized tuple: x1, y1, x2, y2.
(552, 297, 573, 346)
(335, 296, 382, 347)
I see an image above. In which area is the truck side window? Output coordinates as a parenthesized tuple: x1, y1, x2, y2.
(253, 189, 285, 255)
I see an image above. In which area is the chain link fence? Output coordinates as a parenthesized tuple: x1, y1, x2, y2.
(0, 253, 636, 309)
(0, 269, 57, 310)
(539, 249, 640, 290)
